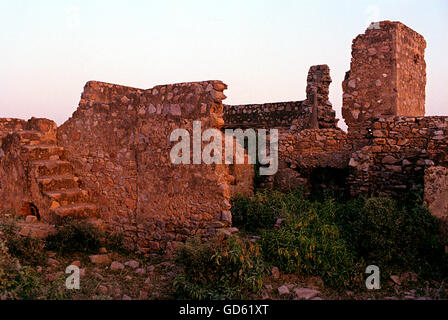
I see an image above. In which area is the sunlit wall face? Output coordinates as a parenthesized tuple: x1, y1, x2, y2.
(0, 0, 447, 130)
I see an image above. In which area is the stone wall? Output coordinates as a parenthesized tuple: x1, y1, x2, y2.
(342, 21, 426, 128)
(58, 80, 233, 253)
(224, 65, 338, 131)
(395, 22, 427, 117)
(271, 128, 352, 193)
(224, 101, 307, 129)
(425, 166, 448, 240)
(303, 65, 338, 129)
(0, 118, 27, 141)
(280, 128, 353, 170)
(348, 116, 448, 197)
(0, 118, 61, 218)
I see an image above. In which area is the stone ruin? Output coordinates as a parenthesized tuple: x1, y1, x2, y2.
(1, 21, 447, 251)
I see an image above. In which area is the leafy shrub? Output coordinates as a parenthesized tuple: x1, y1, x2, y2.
(0, 220, 47, 266)
(1, 237, 70, 300)
(0, 237, 41, 300)
(173, 235, 266, 300)
(45, 220, 103, 255)
(260, 199, 362, 287)
(334, 197, 447, 277)
(232, 188, 447, 287)
(231, 189, 308, 233)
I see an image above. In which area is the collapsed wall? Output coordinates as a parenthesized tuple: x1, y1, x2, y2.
(58, 80, 233, 253)
(224, 65, 337, 131)
(223, 65, 342, 192)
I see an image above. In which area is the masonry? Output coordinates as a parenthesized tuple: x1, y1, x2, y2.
(1, 20, 447, 250)
(1, 81, 236, 252)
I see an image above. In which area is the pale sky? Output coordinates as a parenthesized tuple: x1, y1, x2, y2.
(1, 0, 447, 130)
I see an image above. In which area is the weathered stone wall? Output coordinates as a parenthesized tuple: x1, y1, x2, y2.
(342, 21, 426, 128)
(304, 65, 338, 129)
(348, 116, 448, 197)
(224, 101, 307, 129)
(425, 166, 448, 240)
(58, 80, 233, 253)
(0, 132, 31, 213)
(395, 23, 427, 117)
(0, 119, 60, 218)
(271, 128, 353, 192)
(280, 128, 353, 170)
(58, 81, 139, 239)
(0, 118, 27, 141)
(224, 65, 337, 131)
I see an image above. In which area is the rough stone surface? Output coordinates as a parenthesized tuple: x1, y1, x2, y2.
(278, 285, 290, 295)
(56, 80, 232, 253)
(425, 166, 448, 240)
(125, 260, 140, 269)
(110, 261, 125, 271)
(224, 65, 338, 130)
(89, 254, 112, 265)
(342, 21, 426, 127)
(294, 288, 321, 300)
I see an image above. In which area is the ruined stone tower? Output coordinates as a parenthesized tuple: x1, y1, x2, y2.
(342, 21, 427, 127)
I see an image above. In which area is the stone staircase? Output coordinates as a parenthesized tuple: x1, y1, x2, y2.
(17, 128, 99, 222)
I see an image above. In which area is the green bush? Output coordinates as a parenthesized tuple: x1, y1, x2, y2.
(260, 199, 362, 287)
(231, 188, 447, 287)
(334, 196, 447, 277)
(173, 235, 266, 300)
(45, 220, 103, 255)
(0, 237, 41, 300)
(231, 189, 308, 233)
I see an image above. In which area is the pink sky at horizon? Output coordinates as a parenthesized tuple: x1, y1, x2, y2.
(1, 0, 447, 131)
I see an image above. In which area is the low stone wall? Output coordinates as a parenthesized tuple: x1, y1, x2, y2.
(224, 101, 308, 129)
(223, 65, 338, 131)
(58, 80, 233, 253)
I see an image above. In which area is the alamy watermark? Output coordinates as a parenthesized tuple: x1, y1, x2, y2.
(66, 265, 80, 290)
(365, 265, 381, 290)
(170, 121, 279, 176)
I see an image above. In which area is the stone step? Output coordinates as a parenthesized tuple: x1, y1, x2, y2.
(37, 174, 79, 192)
(16, 130, 43, 141)
(51, 203, 99, 219)
(44, 188, 90, 206)
(22, 145, 64, 161)
(16, 130, 57, 144)
(31, 160, 74, 177)
(17, 222, 56, 239)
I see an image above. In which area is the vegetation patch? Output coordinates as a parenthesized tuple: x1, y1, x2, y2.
(231, 188, 448, 288)
(173, 235, 266, 300)
(45, 220, 104, 255)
